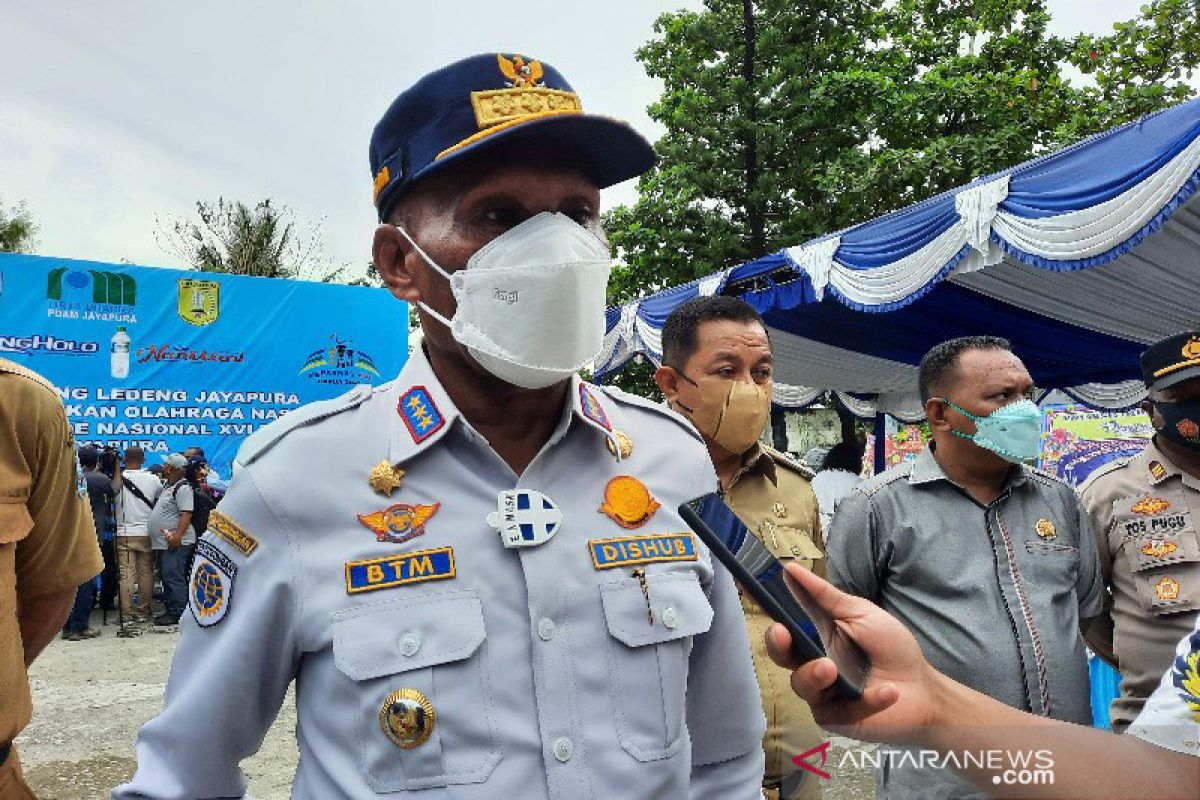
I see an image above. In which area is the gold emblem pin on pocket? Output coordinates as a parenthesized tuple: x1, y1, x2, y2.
(380, 688, 435, 749)
(1035, 519, 1056, 541)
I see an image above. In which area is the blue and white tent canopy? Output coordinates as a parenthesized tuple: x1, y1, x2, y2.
(598, 98, 1200, 420)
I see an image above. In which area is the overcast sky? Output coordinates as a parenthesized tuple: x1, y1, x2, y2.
(1, 0, 1153, 278)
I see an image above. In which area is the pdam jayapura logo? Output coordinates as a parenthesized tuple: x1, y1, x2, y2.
(300, 335, 381, 385)
(46, 266, 138, 323)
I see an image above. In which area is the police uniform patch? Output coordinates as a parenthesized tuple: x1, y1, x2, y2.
(380, 688, 436, 749)
(1132, 496, 1172, 516)
(1035, 518, 1057, 541)
(208, 511, 259, 557)
(1172, 630, 1200, 723)
(486, 490, 562, 548)
(368, 460, 405, 496)
(358, 503, 440, 544)
(1141, 540, 1179, 559)
(189, 539, 236, 627)
(579, 384, 610, 431)
(1156, 576, 1182, 602)
(398, 386, 444, 444)
(1149, 460, 1168, 481)
(345, 547, 456, 594)
(589, 533, 697, 569)
(598, 476, 660, 529)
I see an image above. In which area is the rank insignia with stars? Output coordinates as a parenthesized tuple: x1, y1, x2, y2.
(358, 503, 440, 544)
(599, 475, 661, 529)
(398, 386, 444, 444)
(368, 461, 405, 496)
(1035, 518, 1057, 541)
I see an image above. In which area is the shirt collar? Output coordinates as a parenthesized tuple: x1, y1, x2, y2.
(1137, 437, 1200, 489)
(388, 349, 625, 465)
(388, 346, 461, 466)
(730, 442, 777, 489)
(907, 442, 1028, 490)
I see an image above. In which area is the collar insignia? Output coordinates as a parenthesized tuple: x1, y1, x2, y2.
(579, 384, 610, 431)
(399, 386, 445, 444)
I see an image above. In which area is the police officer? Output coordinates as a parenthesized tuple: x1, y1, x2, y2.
(1, 359, 104, 798)
(1080, 330, 1200, 731)
(655, 296, 826, 800)
(115, 53, 765, 799)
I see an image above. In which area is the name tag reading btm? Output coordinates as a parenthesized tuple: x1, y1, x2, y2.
(345, 547, 456, 594)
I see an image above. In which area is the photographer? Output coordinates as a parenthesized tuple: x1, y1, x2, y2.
(112, 446, 161, 628)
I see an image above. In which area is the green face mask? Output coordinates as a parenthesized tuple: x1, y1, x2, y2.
(940, 398, 1042, 464)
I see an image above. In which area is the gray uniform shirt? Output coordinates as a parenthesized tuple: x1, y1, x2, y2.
(146, 480, 195, 549)
(828, 445, 1104, 799)
(115, 347, 766, 800)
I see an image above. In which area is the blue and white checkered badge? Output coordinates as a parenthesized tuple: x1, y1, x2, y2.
(485, 490, 563, 548)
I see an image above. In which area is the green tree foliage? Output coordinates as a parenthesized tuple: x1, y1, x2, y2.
(606, 0, 1200, 310)
(158, 197, 340, 280)
(0, 197, 38, 253)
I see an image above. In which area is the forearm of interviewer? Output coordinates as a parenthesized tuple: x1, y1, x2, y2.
(922, 673, 1198, 799)
(18, 588, 75, 666)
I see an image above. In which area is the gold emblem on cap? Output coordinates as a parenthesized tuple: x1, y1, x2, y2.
(1142, 540, 1178, 559)
(373, 166, 391, 202)
(599, 476, 661, 529)
(1182, 336, 1200, 361)
(773, 502, 788, 519)
(606, 430, 634, 459)
(1155, 576, 1181, 602)
(380, 688, 435, 749)
(368, 461, 405, 496)
(1132, 496, 1171, 516)
(1035, 519, 1056, 541)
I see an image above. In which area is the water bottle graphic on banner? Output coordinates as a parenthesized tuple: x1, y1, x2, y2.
(111, 326, 131, 379)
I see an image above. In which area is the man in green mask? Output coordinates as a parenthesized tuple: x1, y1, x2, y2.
(655, 296, 826, 800)
(826, 335, 1104, 799)
(1080, 330, 1200, 732)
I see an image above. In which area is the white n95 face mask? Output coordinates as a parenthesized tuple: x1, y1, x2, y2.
(397, 212, 613, 389)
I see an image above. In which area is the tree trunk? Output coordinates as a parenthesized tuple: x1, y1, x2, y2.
(741, 0, 766, 258)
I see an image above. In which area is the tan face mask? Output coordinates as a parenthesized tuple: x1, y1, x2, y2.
(675, 372, 771, 454)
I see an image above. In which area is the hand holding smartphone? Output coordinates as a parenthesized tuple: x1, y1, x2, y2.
(679, 492, 869, 700)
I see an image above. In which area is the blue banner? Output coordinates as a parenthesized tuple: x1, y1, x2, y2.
(0, 253, 408, 475)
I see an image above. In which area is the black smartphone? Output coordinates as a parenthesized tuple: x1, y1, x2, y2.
(679, 492, 869, 700)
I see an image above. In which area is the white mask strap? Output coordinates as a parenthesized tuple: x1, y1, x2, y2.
(394, 225, 454, 327)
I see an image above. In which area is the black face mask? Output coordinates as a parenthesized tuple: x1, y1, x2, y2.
(1153, 400, 1200, 452)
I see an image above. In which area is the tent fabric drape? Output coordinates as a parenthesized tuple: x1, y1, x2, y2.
(597, 99, 1200, 413)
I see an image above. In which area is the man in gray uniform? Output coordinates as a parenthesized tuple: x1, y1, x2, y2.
(827, 336, 1104, 799)
(115, 53, 766, 799)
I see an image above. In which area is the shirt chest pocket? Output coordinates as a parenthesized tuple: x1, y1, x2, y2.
(331, 589, 502, 793)
(1117, 507, 1200, 615)
(599, 571, 714, 762)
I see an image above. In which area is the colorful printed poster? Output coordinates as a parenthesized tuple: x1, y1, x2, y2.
(1040, 404, 1152, 487)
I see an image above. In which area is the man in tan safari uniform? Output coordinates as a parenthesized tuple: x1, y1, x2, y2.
(0, 359, 103, 799)
(656, 295, 825, 800)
